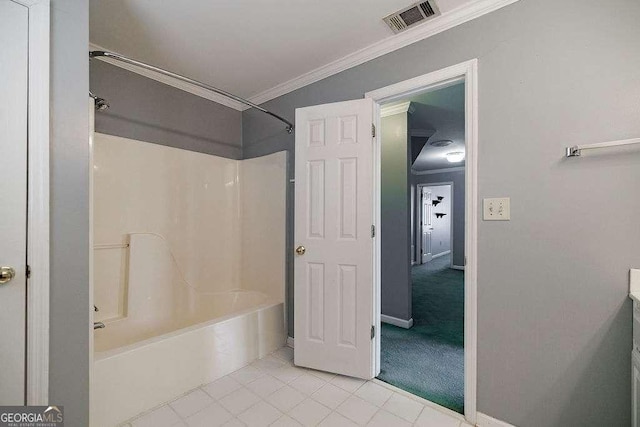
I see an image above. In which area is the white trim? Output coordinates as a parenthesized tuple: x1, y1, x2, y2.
(89, 43, 246, 111)
(380, 101, 415, 117)
(286, 336, 295, 348)
(17, 0, 50, 406)
(476, 412, 516, 427)
(88, 1, 518, 110)
(410, 129, 435, 138)
(380, 315, 414, 329)
(366, 58, 479, 425)
(248, 0, 518, 106)
(412, 166, 466, 175)
(432, 250, 451, 259)
(451, 265, 466, 271)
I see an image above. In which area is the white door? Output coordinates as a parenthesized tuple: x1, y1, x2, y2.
(294, 99, 375, 379)
(421, 187, 433, 264)
(0, 0, 29, 404)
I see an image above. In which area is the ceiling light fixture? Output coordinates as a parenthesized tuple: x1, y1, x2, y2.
(428, 139, 453, 147)
(446, 151, 465, 163)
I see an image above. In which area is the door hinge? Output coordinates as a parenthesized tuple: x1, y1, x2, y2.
(371, 124, 376, 138)
(371, 225, 376, 238)
(26, 265, 31, 279)
(371, 325, 375, 339)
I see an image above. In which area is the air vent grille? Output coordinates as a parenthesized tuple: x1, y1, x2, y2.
(383, 1, 440, 34)
(419, 1, 435, 17)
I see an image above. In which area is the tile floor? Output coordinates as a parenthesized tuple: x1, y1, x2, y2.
(123, 346, 471, 427)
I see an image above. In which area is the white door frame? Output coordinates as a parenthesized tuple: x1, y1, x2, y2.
(416, 181, 455, 267)
(12, 0, 51, 405)
(365, 59, 478, 424)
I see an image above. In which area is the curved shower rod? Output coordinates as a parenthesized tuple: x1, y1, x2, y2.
(89, 50, 294, 134)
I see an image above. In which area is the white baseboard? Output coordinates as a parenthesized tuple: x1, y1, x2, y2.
(286, 337, 294, 348)
(381, 315, 414, 329)
(451, 265, 465, 271)
(432, 250, 451, 259)
(476, 412, 516, 427)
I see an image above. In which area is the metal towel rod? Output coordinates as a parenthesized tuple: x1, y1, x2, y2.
(89, 50, 294, 134)
(94, 243, 130, 250)
(565, 137, 640, 157)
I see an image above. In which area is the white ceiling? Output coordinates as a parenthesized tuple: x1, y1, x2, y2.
(90, 0, 478, 100)
(409, 82, 466, 171)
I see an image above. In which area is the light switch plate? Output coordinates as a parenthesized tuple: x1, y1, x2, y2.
(483, 197, 510, 220)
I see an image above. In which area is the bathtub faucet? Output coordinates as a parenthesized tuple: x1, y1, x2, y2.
(94, 322, 105, 330)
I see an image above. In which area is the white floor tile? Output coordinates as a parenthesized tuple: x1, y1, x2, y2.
(270, 365, 306, 383)
(202, 376, 242, 400)
(230, 366, 266, 385)
(252, 355, 286, 373)
(330, 375, 366, 393)
(353, 382, 392, 407)
(289, 374, 326, 395)
(265, 385, 306, 412)
(237, 401, 281, 427)
(184, 402, 232, 427)
(273, 347, 294, 362)
(271, 415, 303, 427)
(131, 405, 181, 427)
(288, 398, 331, 426)
(414, 405, 462, 427)
(305, 369, 336, 382)
(218, 387, 262, 415)
(335, 396, 378, 425)
(170, 389, 215, 418)
(245, 375, 285, 398)
(381, 392, 424, 423)
(366, 410, 411, 427)
(318, 412, 358, 427)
(310, 383, 351, 410)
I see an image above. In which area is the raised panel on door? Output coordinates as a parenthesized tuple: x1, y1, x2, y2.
(294, 99, 374, 379)
(0, 0, 29, 404)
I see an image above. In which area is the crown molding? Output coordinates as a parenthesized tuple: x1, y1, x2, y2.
(89, 43, 246, 111)
(89, 0, 519, 112)
(381, 101, 415, 117)
(410, 128, 436, 138)
(412, 166, 465, 175)
(246, 0, 519, 106)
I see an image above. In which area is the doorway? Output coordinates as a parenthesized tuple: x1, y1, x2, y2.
(367, 60, 477, 423)
(292, 59, 478, 424)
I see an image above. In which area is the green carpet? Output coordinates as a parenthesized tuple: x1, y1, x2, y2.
(378, 254, 465, 413)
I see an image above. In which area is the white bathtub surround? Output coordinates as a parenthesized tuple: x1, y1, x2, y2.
(93, 301, 285, 426)
(93, 133, 287, 322)
(91, 134, 288, 426)
(123, 347, 471, 427)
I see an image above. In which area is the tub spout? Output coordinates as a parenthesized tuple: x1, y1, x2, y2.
(94, 322, 105, 330)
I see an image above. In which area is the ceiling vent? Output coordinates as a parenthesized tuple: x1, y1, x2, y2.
(383, 1, 440, 34)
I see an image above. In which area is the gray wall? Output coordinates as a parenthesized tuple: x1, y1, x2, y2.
(242, 0, 640, 425)
(381, 113, 412, 322)
(413, 170, 465, 267)
(90, 61, 242, 159)
(50, 0, 90, 425)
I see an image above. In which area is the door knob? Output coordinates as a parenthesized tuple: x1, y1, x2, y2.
(0, 267, 16, 284)
(295, 246, 306, 255)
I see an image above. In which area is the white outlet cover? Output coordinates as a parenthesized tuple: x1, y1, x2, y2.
(483, 197, 510, 221)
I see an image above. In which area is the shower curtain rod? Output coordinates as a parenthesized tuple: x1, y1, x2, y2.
(89, 50, 294, 133)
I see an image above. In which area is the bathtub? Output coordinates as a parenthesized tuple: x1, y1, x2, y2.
(91, 290, 285, 427)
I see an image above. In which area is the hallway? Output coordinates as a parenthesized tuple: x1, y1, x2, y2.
(378, 255, 465, 413)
